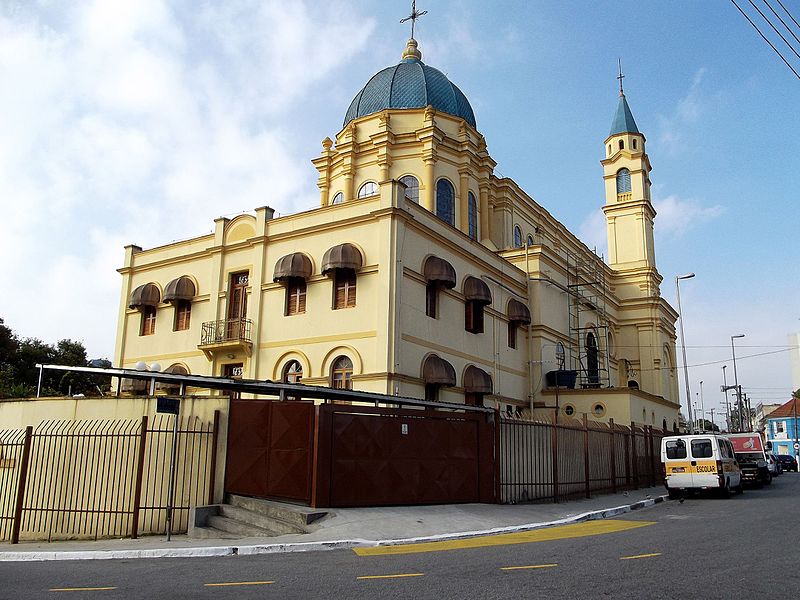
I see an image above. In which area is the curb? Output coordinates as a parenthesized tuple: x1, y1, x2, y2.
(0, 495, 669, 562)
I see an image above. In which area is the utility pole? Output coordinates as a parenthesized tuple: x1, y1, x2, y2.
(722, 365, 732, 432)
(710, 407, 715, 432)
(700, 380, 705, 433)
(731, 334, 745, 432)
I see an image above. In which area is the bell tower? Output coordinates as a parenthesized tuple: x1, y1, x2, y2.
(601, 67, 656, 269)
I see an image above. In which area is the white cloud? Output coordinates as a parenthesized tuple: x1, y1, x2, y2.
(657, 67, 708, 152)
(0, 1, 375, 358)
(577, 209, 608, 258)
(653, 194, 724, 237)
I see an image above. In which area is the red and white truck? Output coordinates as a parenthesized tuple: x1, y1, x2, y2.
(726, 432, 771, 486)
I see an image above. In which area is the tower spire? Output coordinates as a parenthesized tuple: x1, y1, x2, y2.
(617, 58, 625, 96)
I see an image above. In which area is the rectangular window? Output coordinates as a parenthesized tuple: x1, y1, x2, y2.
(334, 270, 356, 309)
(508, 321, 517, 349)
(286, 279, 307, 315)
(665, 440, 687, 459)
(465, 300, 484, 334)
(140, 305, 156, 336)
(174, 300, 191, 331)
(426, 282, 438, 318)
(691, 439, 713, 459)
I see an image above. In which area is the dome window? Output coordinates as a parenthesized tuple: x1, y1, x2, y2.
(399, 175, 419, 203)
(616, 169, 632, 195)
(633, 138, 637, 150)
(435, 179, 455, 226)
(618, 140, 624, 150)
(331, 191, 344, 205)
(358, 182, 378, 198)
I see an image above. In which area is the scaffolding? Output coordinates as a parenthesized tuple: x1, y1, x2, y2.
(565, 249, 610, 388)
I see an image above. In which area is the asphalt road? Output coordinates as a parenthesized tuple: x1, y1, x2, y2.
(2, 475, 799, 599)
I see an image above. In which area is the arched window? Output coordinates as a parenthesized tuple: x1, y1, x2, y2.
(616, 168, 631, 194)
(282, 360, 303, 384)
(513, 225, 523, 248)
(331, 356, 353, 390)
(555, 342, 566, 370)
(527, 234, 534, 247)
(633, 139, 637, 150)
(331, 191, 344, 205)
(357, 181, 378, 198)
(467, 192, 478, 240)
(435, 179, 455, 226)
(663, 418, 668, 432)
(618, 139, 624, 150)
(399, 175, 419, 203)
(586, 332, 599, 387)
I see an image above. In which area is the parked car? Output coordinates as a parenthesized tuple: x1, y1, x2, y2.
(766, 454, 781, 476)
(776, 454, 798, 472)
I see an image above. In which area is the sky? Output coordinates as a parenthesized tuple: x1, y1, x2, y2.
(1, 0, 798, 424)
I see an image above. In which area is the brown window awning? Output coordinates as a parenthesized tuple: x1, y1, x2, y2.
(273, 253, 313, 282)
(463, 365, 493, 394)
(163, 276, 196, 303)
(508, 298, 531, 325)
(322, 243, 363, 274)
(423, 255, 456, 289)
(463, 276, 491, 305)
(128, 283, 160, 309)
(422, 354, 456, 387)
(164, 364, 189, 375)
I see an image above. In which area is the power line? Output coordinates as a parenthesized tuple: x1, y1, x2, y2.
(747, 0, 800, 61)
(731, 0, 800, 79)
(775, 0, 800, 31)
(764, 0, 800, 48)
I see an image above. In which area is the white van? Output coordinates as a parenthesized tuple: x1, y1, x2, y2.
(661, 434, 743, 498)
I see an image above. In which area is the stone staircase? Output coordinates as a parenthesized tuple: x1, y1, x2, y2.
(189, 494, 328, 540)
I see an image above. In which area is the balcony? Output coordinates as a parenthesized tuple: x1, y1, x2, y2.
(198, 318, 253, 359)
(616, 192, 632, 202)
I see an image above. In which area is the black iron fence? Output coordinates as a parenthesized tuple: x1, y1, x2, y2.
(200, 318, 253, 345)
(0, 411, 219, 543)
(500, 415, 665, 503)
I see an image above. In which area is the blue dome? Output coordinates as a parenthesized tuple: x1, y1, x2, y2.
(343, 42, 476, 129)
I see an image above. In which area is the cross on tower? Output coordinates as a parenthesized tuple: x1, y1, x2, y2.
(400, 0, 427, 40)
(617, 58, 625, 96)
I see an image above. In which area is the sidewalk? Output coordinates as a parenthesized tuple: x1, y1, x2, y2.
(0, 486, 668, 561)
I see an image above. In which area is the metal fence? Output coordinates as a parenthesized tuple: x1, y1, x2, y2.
(500, 415, 665, 503)
(0, 411, 219, 543)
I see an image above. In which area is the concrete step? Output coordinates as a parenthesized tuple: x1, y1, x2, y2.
(218, 504, 305, 536)
(227, 495, 327, 528)
(207, 514, 276, 538)
(188, 525, 241, 540)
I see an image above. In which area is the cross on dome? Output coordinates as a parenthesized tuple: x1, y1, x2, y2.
(400, 0, 427, 40)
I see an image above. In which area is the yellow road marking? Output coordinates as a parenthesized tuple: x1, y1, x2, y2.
(357, 573, 425, 580)
(204, 581, 275, 587)
(49, 588, 116, 592)
(501, 563, 558, 571)
(354, 519, 655, 556)
(620, 552, 662, 560)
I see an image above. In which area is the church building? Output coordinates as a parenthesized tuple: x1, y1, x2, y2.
(113, 33, 681, 430)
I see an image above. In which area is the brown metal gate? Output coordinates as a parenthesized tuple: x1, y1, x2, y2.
(224, 399, 315, 503)
(311, 404, 497, 507)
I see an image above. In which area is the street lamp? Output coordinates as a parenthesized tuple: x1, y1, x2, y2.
(700, 380, 705, 433)
(722, 365, 732, 432)
(676, 273, 696, 433)
(731, 334, 745, 431)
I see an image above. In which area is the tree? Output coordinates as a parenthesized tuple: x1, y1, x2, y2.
(792, 389, 800, 400)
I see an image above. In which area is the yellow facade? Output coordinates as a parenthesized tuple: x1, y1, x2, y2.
(112, 40, 680, 428)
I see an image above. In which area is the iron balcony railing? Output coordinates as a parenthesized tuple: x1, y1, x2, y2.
(200, 318, 253, 346)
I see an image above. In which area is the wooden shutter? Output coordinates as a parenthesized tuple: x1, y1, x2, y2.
(175, 301, 191, 331)
(334, 270, 356, 309)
